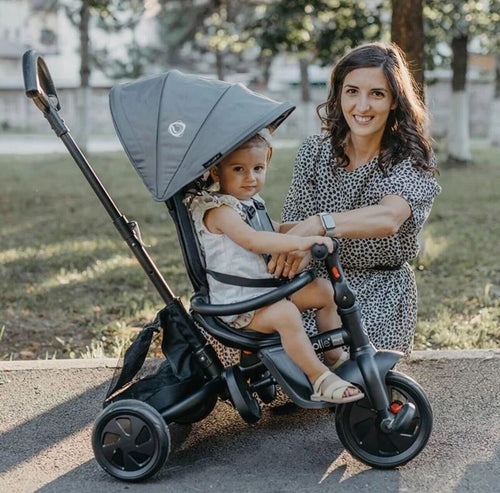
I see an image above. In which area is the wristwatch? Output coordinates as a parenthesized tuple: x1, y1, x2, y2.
(318, 212, 336, 237)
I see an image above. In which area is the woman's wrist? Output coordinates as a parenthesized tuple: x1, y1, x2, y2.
(310, 214, 326, 236)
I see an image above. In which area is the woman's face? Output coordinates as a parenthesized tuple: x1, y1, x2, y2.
(340, 66, 396, 144)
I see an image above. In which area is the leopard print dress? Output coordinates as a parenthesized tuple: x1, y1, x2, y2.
(281, 134, 441, 355)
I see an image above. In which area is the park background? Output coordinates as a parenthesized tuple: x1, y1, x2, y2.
(0, 0, 498, 360)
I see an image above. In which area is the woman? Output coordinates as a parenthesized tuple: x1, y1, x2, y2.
(271, 42, 441, 355)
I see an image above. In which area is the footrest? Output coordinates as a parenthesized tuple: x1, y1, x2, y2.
(258, 346, 333, 409)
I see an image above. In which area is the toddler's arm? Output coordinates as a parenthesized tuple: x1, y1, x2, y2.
(204, 205, 333, 255)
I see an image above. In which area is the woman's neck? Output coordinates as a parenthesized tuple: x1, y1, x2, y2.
(344, 134, 381, 170)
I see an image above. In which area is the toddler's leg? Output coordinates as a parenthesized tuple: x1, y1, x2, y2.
(290, 278, 346, 367)
(247, 299, 360, 400)
(247, 299, 327, 384)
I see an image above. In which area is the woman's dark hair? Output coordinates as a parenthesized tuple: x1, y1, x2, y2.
(317, 42, 435, 174)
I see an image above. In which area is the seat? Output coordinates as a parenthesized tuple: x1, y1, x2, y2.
(165, 191, 316, 350)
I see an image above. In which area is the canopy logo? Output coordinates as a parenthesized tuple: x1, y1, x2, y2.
(168, 121, 186, 138)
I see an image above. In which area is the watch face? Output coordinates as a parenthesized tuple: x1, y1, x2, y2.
(322, 214, 335, 229)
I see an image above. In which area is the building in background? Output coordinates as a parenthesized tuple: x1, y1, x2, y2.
(0, 0, 496, 141)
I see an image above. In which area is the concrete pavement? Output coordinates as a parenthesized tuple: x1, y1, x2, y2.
(0, 349, 499, 493)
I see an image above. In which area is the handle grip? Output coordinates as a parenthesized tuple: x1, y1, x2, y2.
(311, 244, 329, 260)
(311, 239, 340, 261)
(22, 49, 60, 114)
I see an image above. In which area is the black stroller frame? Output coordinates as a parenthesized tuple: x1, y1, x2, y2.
(22, 51, 433, 482)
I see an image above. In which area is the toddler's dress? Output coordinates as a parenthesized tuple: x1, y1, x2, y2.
(190, 191, 275, 328)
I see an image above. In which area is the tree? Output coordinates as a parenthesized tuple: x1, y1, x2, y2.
(62, 0, 145, 150)
(256, 0, 381, 102)
(153, 0, 260, 80)
(391, 0, 425, 102)
(424, 0, 498, 166)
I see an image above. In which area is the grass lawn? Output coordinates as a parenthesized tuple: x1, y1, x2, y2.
(0, 142, 498, 359)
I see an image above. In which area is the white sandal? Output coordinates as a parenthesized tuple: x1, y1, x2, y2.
(326, 351, 350, 372)
(311, 370, 364, 404)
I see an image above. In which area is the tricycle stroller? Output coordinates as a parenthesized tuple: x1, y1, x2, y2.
(22, 50, 433, 482)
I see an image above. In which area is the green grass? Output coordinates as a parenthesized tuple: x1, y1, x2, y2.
(0, 143, 498, 359)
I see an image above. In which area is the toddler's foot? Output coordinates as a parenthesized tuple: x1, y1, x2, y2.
(325, 350, 349, 371)
(311, 370, 364, 404)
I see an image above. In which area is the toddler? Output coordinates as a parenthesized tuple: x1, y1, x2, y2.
(189, 132, 363, 404)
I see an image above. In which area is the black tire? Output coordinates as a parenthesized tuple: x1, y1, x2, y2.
(174, 391, 218, 425)
(335, 371, 433, 469)
(92, 399, 170, 482)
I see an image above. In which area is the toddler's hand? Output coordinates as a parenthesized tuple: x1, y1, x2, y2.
(307, 236, 334, 253)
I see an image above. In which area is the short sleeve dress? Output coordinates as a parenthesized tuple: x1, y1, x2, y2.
(190, 191, 275, 328)
(282, 134, 441, 354)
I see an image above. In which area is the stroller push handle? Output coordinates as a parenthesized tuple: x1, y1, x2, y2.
(22, 50, 61, 114)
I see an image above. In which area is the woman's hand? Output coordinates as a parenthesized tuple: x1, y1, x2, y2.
(268, 229, 332, 279)
(268, 250, 311, 279)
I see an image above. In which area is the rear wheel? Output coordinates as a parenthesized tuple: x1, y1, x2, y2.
(335, 371, 433, 468)
(92, 399, 170, 481)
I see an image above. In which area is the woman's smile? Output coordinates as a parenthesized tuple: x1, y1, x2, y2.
(353, 115, 374, 124)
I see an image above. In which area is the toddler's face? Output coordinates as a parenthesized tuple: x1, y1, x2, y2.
(211, 145, 270, 201)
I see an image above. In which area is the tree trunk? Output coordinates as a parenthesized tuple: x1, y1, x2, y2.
(216, 50, 225, 81)
(391, 0, 425, 103)
(447, 34, 472, 166)
(260, 54, 274, 88)
(490, 53, 500, 146)
(299, 57, 310, 102)
(78, 0, 90, 153)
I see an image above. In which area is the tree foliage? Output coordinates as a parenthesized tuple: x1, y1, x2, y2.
(253, 0, 380, 100)
(423, 0, 499, 165)
(424, 0, 499, 71)
(255, 0, 381, 64)
(153, 0, 262, 80)
(62, 0, 146, 81)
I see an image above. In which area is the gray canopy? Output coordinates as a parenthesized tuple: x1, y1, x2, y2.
(109, 70, 295, 201)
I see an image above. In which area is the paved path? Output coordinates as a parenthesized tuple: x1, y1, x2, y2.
(0, 350, 499, 493)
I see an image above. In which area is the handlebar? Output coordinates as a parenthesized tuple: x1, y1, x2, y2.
(311, 239, 339, 261)
(22, 50, 60, 114)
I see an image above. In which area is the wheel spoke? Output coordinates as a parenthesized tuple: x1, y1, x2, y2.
(102, 441, 120, 462)
(349, 402, 377, 427)
(352, 416, 380, 454)
(377, 431, 399, 455)
(135, 437, 155, 456)
(387, 430, 416, 452)
(123, 451, 142, 470)
(103, 417, 129, 437)
(128, 416, 147, 440)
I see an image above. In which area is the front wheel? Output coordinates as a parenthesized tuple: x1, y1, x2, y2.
(335, 371, 433, 468)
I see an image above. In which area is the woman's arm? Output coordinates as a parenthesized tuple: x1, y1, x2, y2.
(205, 205, 333, 255)
(278, 221, 299, 233)
(269, 195, 411, 279)
(293, 195, 411, 239)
